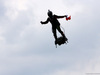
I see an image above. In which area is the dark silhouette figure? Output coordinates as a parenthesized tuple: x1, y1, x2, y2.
(40, 10, 67, 45)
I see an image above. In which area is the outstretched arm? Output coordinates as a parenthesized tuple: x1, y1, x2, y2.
(40, 18, 49, 24)
(55, 15, 66, 19)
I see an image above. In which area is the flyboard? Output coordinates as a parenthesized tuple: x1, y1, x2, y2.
(55, 36, 68, 48)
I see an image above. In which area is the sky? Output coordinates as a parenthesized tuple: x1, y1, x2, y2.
(0, 0, 100, 75)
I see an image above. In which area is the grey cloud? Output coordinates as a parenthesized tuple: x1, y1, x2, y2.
(0, 0, 100, 75)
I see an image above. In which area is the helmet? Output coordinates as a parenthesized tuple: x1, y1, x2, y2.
(47, 10, 53, 17)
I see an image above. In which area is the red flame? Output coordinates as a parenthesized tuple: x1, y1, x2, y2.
(66, 16, 71, 21)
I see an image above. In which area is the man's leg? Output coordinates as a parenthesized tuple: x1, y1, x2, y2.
(52, 28, 57, 44)
(57, 26, 66, 38)
(52, 29, 57, 40)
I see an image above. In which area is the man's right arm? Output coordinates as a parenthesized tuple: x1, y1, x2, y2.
(40, 18, 49, 24)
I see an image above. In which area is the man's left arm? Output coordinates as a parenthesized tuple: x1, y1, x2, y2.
(55, 15, 66, 19)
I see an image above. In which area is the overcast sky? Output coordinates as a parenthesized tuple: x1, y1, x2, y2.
(0, 0, 100, 75)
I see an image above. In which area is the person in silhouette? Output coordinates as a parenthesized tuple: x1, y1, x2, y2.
(40, 10, 66, 44)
